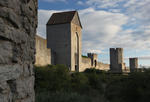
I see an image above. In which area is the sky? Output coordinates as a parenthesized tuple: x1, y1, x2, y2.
(37, 0, 150, 67)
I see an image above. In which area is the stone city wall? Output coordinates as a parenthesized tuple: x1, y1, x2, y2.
(35, 35, 51, 66)
(80, 57, 92, 72)
(80, 57, 110, 72)
(0, 0, 37, 101)
(97, 62, 110, 71)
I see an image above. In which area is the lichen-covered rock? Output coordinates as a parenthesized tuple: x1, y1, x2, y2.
(0, 0, 37, 101)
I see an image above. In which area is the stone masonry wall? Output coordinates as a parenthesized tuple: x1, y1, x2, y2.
(129, 58, 138, 72)
(81, 57, 110, 72)
(97, 62, 110, 71)
(35, 35, 51, 66)
(0, 0, 37, 102)
(80, 57, 91, 72)
(110, 48, 124, 73)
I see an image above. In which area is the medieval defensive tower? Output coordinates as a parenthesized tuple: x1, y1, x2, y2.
(129, 58, 138, 72)
(46, 11, 82, 71)
(87, 53, 98, 68)
(110, 48, 124, 73)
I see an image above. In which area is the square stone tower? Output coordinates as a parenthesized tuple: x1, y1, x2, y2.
(129, 58, 138, 72)
(110, 48, 124, 73)
(47, 11, 82, 71)
(87, 53, 98, 68)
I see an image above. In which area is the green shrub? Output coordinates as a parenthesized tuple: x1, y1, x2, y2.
(85, 72, 104, 93)
(36, 91, 97, 102)
(105, 69, 150, 102)
(71, 72, 89, 93)
(84, 68, 106, 74)
(35, 64, 71, 92)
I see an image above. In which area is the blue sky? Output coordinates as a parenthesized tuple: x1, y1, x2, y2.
(38, 0, 150, 67)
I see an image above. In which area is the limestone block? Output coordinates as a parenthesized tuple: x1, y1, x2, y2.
(23, 63, 34, 77)
(0, 82, 10, 94)
(0, 94, 10, 102)
(0, 7, 20, 28)
(0, 25, 28, 44)
(0, 0, 21, 14)
(14, 76, 34, 99)
(0, 40, 13, 64)
(0, 18, 5, 33)
(0, 64, 23, 82)
(0, 82, 12, 102)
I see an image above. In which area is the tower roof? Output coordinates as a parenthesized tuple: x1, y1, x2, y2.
(47, 11, 82, 28)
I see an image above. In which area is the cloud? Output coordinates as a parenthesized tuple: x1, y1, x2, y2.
(138, 56, 150, 60)
(77, 1, 84, 5)
(79, 8, 129, 52)
(84, 49, 102, 54)
(37, 7, 150, 55)
(38, 8, 128, 52)
(81, 0, 150, 26)
(79, 0, 150, 51)
(124, 0, 150, 26)
(84, 0, 123, 8)
(124, 56, 150, 60)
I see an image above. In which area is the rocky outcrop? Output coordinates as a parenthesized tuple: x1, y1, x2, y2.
(0, 0, 37, 102)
